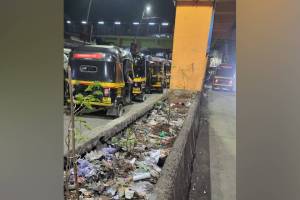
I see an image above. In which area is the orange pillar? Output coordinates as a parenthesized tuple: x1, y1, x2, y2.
(170, 2, 213, 91)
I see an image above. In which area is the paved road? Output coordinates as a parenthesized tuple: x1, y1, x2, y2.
(189, 90, 236, 200)
(209, 90, 236, 200)
(64, 93, 163, 147)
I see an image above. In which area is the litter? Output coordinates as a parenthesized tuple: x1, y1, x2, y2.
(85, 150, 104, 161)
(106, 186, 117, 197)
(129, 158, 136, 165)
(133, 172, 151, 181)
(64, 93, 194, 199)
(144, 150, 160, 165)
(125, 188, 135, 199)
(130, 181, 154, 198)
(102, 147, 117, 155)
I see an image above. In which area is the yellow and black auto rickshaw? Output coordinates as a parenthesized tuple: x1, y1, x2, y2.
(68, 45, 134, 117)
(148, 56, 166, 93)
(131, 53, 150, 101)
(164, 60, 172, 89)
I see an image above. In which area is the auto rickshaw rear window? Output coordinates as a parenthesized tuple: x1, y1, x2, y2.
(72, 61, 116, 82)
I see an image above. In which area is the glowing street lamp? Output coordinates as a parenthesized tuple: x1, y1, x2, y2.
(146, 5, 151, 14)
(114, 21, 121, 25)
(161, 22, 169, 26)
(142, 4, 152, 19)
(133, 22, 140, 25)
(98, 21, 104, 25)
(66, 20, 71, 24)
(81, 21, 87, 24)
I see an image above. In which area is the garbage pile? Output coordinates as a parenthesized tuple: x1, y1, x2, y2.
(65, 94, 195, 200)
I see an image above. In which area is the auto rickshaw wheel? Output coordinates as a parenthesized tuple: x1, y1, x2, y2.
(126, 95, 132, 105)
(141, 94, 147, 102)
(145, 87, 151, 94)
(125, 89, 132, 105)
(136, 94, 147, 102)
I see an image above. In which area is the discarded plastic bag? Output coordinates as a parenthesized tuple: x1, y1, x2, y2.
(102, 147, 117, 155)
(144, 150, 160, 165)
(133, 172, 151, 181)
(85, 150, 104, 161)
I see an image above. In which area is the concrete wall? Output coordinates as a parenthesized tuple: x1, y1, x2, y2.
(150, 92, 203, 200)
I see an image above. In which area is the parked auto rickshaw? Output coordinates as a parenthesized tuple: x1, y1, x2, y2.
(164, 60, 172, 88)
(148, 56, 167, 93)
(68, 45, 134, 117)
(131, 53, 149, 101)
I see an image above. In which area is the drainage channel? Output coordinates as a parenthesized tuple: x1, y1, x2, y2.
(64, 91, 196, 200)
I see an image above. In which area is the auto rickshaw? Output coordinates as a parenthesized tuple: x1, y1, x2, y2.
(131, 53, 150, 101)
(164, 60, 172, 88)
(148, 56, 167, 93)
(68, 45, 134, 117)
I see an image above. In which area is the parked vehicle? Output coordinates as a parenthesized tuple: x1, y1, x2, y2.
(148, 56, 167, 93)
(164, 60, 172, 88)
(68, 45, 134, 117)
(131, 53, 149, 101)
(212, 64, 236, 91)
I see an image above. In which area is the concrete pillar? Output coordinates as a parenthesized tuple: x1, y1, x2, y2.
(170, 1, 214, 91)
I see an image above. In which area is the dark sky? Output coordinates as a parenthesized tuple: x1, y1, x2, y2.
(64, 0, 176, 23)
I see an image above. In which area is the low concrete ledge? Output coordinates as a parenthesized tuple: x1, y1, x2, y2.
(150, 92, 202, 200)
(64, 93, 167, 157)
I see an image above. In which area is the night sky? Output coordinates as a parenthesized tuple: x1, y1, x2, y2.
(64, 0, 176, 23)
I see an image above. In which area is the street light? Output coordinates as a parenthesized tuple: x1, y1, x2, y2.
(148, 22, 156, 26)
(81, 21, 87, 24)
(98, 21, 104, 25)
(114, 21, 121, 25)
(146, 5, 151, 13)
(66, 20, 71, 24)
(142, 4, 152, 19)
(161, 22, 169, 26)
(133, 22, 140, 25)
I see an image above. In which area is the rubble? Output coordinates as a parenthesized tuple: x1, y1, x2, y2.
(65, 92, 195, 199)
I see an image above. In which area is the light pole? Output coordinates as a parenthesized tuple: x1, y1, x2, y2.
(135, 4, 152, 41)
(86, 0, 93, 43)
(142, 5, 151, 20)
(86, 0, 93, 23)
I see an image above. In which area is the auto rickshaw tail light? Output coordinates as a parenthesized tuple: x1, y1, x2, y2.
(73, 53, 105, 60)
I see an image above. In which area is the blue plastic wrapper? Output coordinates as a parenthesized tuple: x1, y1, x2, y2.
(70, 159, 97, 180)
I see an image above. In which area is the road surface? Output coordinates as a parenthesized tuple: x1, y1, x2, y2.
(189, 90, 236, 200)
